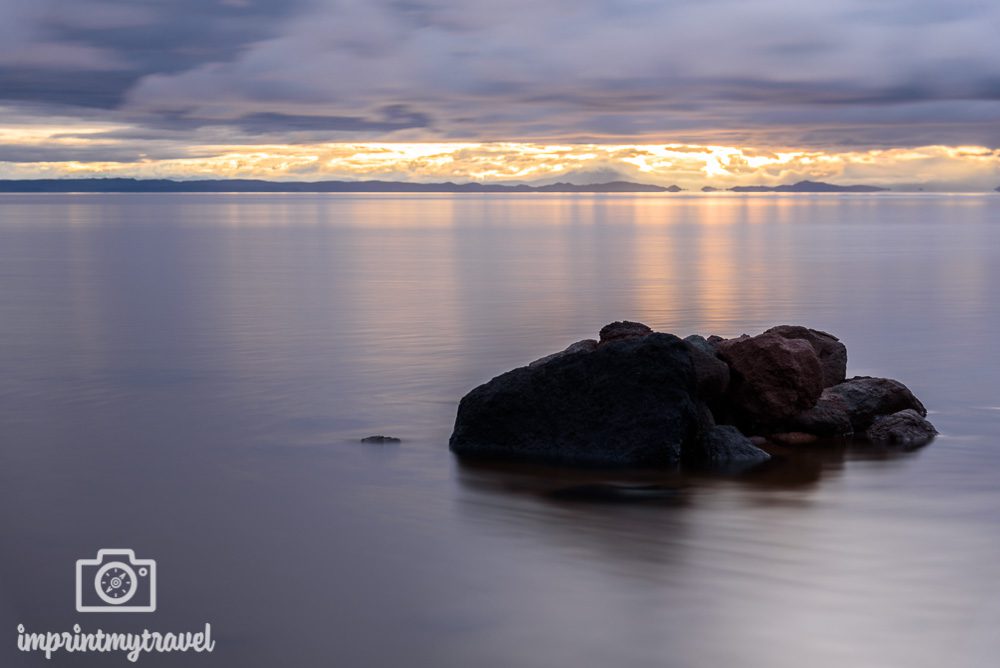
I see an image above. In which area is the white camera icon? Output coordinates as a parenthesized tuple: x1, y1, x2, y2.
(76, 549, 157, 613)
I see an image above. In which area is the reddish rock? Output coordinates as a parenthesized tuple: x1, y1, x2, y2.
(716, 332, 824, 425)
(765, 325, 848, 388)
(598, 320, 653, 344)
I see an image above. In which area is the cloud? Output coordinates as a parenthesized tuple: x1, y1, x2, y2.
(1, 0, 1000, 170)
(114, 0, 1000, 146)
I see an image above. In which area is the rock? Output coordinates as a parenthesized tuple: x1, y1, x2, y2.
(361, 435, 401, 443)
(748, 436, 770, 447)
(450, 333, 703, 466)
(783, 394, 854, 436)
(866, 409, 937, 446)
(687, 425, 771, 470)
(767, 431, 819, 446)
(824, 376, 927, 431)
(683, 335, 730, 404)
(529, 339, 598, 367)
(716, 332, 824, 426)
(598, 320, 653, 344)
(706, 335, 725, 346)
(765, 325, 848, 387)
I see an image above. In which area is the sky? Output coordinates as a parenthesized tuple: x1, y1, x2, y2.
(1, 0, 1000, 189)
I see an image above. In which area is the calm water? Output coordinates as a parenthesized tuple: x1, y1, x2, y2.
(1, 193, 999, 667)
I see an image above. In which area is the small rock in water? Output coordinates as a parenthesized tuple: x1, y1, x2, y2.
(866, 409, 937, 446)
(361, 435, 401, 444)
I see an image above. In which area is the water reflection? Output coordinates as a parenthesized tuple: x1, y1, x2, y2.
(1, 193, 999, 668)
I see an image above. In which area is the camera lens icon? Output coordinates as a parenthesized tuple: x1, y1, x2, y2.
(76, 549, 157, 613)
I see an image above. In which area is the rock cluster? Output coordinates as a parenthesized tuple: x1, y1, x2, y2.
(449, 322, 936, 468)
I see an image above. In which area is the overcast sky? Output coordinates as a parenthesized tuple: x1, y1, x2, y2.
(2, 0, 1000, 186)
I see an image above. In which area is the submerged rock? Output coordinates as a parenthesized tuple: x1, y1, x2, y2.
(361, 435, 401, 443)
(866, 409, 937, 446)
(716, 332, 824, 426)
(450, 333, 704, 466)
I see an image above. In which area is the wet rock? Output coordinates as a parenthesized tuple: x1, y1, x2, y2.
(684, 335, 730, 404)
(529, 339, 598, 368)
(361, 435, 401, 443)
(866, 409, 937, 446)
(767, 431, 819, 446)
(598, 320, 653, 344)
(765, 325, 848, 387)
(824, 376, 927, 431)
(687, 425, 771, 470)
(716, 332, 824, 426)
(450, 333, 703, 466)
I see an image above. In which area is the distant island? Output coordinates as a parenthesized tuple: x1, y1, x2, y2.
(728, 180, 888, 193)
(0, 178, 679, 194)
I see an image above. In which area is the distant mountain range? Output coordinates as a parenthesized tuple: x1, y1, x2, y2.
(0, 178, 678, 193)
(0, 177, 959, 193)
(728, 180, 888, 193)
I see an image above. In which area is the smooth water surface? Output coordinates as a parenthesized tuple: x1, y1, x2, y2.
(1, 193, 998, 667)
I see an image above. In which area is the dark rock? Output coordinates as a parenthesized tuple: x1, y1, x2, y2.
(748, 436, 770, 447)
(598, 320, 653, 344)
(716, 332, 824, 426)
(783, 394, 854, 436)
(450, 333, 703, 467)
(764, 325, 847, 387)
(683, 335, 730, 404)
(824, 376, 927, 431)
(706, 335, 725, 346)
(687, 425, 771, 470)
(866, 409, 937, 446)
(529, 339, 598, 368)
(361, 435, 401, 443)
(546, 483, 683, 504)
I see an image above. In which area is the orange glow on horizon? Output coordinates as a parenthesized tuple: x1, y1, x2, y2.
(0, 120, 998, 191)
